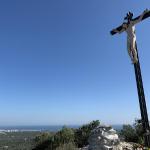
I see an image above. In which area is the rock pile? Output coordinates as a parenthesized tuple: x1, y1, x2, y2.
(88, 125, 119, 150)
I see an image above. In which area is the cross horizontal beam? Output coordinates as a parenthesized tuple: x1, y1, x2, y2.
(110, 10, 150, 35)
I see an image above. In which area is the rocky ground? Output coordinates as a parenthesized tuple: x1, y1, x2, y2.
(80, 142, 144, 150)
(79, 125, 146, 150)
(113, 142, 144, 150)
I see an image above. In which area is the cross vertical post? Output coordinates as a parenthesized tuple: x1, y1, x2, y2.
(110, 10, 150, 147)
(134, 43, 150, 146)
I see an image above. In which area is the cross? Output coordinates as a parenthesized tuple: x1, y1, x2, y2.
(110, 9, 150, 147)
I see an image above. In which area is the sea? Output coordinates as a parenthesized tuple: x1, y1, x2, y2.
(0, 125, 123, 132)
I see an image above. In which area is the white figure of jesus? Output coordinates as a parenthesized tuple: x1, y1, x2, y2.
(113, 9, 148, 64)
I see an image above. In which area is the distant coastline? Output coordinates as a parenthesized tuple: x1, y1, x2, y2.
(0, 124, 123, 132)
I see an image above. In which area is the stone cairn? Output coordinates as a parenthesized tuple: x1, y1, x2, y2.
(88, 125, 120, 150)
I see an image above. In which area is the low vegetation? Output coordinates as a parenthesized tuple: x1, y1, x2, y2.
(120, 119, 144, 144)
(0, 131, 40, 150)
(33, 120, 100, 150)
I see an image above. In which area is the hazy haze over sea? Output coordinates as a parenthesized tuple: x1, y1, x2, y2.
(0, 125, 123, 132)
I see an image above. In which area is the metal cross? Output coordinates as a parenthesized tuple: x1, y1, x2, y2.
(110, 9, 150, 147)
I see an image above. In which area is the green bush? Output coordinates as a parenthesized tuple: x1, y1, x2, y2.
(120, 119, 144, 144)
(33, 126, 75, 150)
(120, 124, 138, 142)
(55, 142, 77, 150)
(74, 120, 100, 148)
(34, 132, 53, 144)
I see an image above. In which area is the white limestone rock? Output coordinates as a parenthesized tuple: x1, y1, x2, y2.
(88, 125, 120, 150)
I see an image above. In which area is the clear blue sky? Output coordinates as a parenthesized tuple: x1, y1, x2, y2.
(0, 0, 150, 126)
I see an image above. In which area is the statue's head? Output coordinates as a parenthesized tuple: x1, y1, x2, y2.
(124, 11, 133, 22)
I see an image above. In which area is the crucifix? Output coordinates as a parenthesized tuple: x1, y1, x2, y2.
(110, 9, 150, 147)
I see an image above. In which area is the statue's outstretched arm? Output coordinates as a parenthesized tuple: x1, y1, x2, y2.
(111, 23, 127, 34)
(132, 9, 149, 25)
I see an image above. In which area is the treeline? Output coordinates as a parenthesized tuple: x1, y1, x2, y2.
(33, 120, 100, 150)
